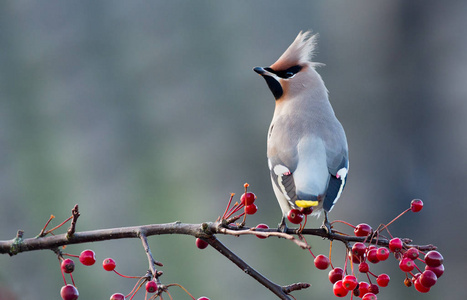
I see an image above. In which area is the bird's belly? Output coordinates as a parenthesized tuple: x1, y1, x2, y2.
(294, 136, 329, 197)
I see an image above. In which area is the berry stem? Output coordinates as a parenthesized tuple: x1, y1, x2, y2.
(368, 270, 378, 278)
(343, 249, 349, 275)
(301, 215, 308, 231)
(43, 215, 73, 236)
(380, 208, 411, 232)
(328, 240, 334, 269)
(298, 234, 315, 258)
(69, 272, 76, 286)
(38, 215, 55, 237)
(413, 263, 423, 273)
(224, 203, 244, 219)
(221, 193, 235, 219)
(416, 257, 426, 264)
(127, 278, 146, 300)
(113, 269, 144, 279)
(59, 260, 67, 285)
(62, 253, 80, 258)
(126, 277, 146, 299)
(166, 283, 196, 300)
(330, 220, 356, 228)
(166, 289, 174, 300)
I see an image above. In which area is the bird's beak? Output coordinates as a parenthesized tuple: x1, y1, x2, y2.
(253, 66, 275, 77)
(253, 66, 266, 75)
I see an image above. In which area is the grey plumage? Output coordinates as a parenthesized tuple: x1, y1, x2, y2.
(254, 31, 349, 223)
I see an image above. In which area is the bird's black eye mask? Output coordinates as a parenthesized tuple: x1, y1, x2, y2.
(265, 65, 302, 79)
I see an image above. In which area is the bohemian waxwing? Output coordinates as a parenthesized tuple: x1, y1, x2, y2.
(253, 31, 349, 230)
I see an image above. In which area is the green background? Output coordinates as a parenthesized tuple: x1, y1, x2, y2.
(1, 1, 465, 299)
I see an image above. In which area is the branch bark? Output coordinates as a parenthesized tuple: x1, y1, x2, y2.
(0, 220, 437, 299)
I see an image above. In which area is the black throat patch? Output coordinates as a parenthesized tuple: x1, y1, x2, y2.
(263, 76, 283, 100)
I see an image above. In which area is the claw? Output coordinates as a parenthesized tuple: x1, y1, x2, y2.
(321, 211, 332, 236)
(278, 217, 288, 233)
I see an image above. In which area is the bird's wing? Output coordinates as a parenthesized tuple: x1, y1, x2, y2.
(322, 131, 349, 212)
(322, 156, 348, 211)
(268, 156, 299, 209)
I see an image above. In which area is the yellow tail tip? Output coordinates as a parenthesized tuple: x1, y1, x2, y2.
(295, 200, 319, 208)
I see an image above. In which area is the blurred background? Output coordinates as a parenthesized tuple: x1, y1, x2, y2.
(1, 1, 465, 299)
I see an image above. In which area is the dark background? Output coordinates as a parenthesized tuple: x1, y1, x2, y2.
(1, 1, 465, 299)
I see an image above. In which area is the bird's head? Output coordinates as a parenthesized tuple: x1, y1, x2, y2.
(254, 31, 325, 101)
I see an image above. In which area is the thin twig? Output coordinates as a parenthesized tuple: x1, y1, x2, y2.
(139, 230, 163, 288)
(205, 235, 296, 300)
(219, 227, 310, 249)
(66, 205, 80, 238)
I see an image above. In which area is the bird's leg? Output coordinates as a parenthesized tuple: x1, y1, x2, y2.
(321, 211, 332, 236)
(278, 216, 288, 233)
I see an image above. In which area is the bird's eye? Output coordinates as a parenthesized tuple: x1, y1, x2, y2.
(276, 65, 302, 79)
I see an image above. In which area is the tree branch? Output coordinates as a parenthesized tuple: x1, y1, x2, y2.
(204, 235, 301, 300)
(0, 220, 437, 299)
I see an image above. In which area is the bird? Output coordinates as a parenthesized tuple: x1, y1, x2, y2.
(253, 31, 349, 231)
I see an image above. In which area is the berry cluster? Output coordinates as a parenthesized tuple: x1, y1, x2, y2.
(58, 249, 96, 300)
(219, 183, 258, 226)
(324, 199, 444, 299)
(58, 249, 210, 300)
(102, 255, 210, 299)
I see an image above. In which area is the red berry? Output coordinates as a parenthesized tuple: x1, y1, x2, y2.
(414, 278, 430, 293)
(376, 247, 390, 261)
(328, 267, 344, 284)
(404, 247, 419, 260)
(333, 280, 349, 297)
(350, 253, 362, 264)
(245, 203, 258, 215)
(241, 192, 256, 205)
(367, 249, 380, 264)
(411, 272, 421, 282)
(411, 199, 423, 212)
(146, 281, 158, 293)
(419, 270, 437, 288)
(110, 293, 126, 300)
(399, 257, 415, 272)
(287, 209, 304, 224)
(369, 284, 379, 295)
(354, 223, 372, 237)
(388, 238, 403, 252)
(314, 254, 330, 270)
(197, 298, 210, 300)
(358, 281, 370, 296)
(352, 242, 367, 258)
(61, 258, 75, 274)
(342, 275, 358, 290)
(359, 262, 369, 273)
(424, 250, 444, 267)
(376, 273, 390, 287)
(195, 238, 209, 249)
(362, 292, 377, 300)
(425, 264, 444, 278)
(255, 223, 269, 239)
(79, 249, 96, 266)
(60, 284, 79, 300)
(103, 258, 116, 271)
(300, 206, 313, 215)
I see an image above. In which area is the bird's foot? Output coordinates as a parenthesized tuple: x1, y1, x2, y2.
(278, 217, 288, 233)
(321, 211, 332, 237)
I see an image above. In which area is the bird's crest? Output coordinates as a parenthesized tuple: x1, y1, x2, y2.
(271, 31, 322, 71)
